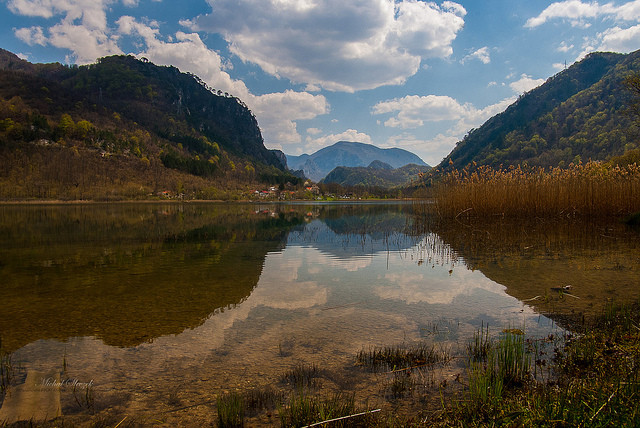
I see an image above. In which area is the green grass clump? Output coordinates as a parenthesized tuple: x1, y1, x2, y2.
(466, 322, 492, 362)
(278, 391, 361, 428)
(496, 329, 530, 387)
(464, 327, 529, 411)
(356, 342, 447, 372)
(217, 391, 245, 428)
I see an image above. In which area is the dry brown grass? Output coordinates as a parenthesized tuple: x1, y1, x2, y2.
(421, 161, 640, 218)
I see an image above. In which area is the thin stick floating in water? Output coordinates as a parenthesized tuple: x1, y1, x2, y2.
(302, 409, 381, 427)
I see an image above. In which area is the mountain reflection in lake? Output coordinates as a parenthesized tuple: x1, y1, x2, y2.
(0, 202, 637, 425)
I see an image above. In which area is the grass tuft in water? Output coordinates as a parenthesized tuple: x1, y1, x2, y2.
(496, 328, 530, 387)
(243, 386, 284, 415)
(387, 370, 415, 400)
(466, 322, 492, 362)
(280, 363, 323, 389)
(278, 391, 359, 428)
(217, 391, 245, 428)
(356, 342, 447, 372)
(466, 355, 503, 408)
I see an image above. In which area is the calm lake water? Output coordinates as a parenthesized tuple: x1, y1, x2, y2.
(0, 202, 638, 425)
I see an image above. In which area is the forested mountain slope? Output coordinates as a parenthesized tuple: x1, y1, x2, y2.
(322, 163, 431, 188)
(0, 49, 299, 199)
(438, 50, 640, 171)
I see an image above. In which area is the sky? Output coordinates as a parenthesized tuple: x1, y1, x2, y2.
(2, 1, 640, 166)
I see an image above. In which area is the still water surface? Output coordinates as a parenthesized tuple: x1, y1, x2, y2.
(0, 202, 638, 425)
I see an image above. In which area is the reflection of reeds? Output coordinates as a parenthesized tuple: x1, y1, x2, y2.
(418, 162, 640, 218)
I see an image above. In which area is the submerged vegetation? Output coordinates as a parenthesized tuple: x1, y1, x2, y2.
(356, 342, 448, 372)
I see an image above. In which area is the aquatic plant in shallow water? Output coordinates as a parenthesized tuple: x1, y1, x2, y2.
(217, 391, 245, 428)
(356, 342, 448, 372)
(278, 391, 358, 428)
(464, 326, 531, 413)
(466, 322, 492, 362)
(496, 328, 530, 387)
(280, 363, 323, 389)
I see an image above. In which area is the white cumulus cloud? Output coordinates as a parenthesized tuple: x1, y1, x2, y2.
(525, 0, 609, 28)
(372, 95, 470, 128)
(597, 24, 640, 53)
(372, 95, 517, 164)
(190, 0, 466, 92)
(525, 0, 640, 49)
(461, 46, 491, 64)
(8, 0, 112, 29)
(14, 26, 48, 46)
(372, 94, 516, 130)
(509, 74, 546, 94)
(249, 90, 329, 147)
(10, 0, 122, 63)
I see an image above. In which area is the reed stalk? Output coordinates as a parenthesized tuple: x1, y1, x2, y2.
(419, 161, 640, 218)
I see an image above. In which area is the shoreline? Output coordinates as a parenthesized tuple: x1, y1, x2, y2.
(0, 198, 412, 205)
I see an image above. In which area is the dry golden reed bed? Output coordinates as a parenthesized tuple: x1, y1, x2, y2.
(422, 161, 640, 218)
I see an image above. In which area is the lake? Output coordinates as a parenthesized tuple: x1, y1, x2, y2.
(0, 202, 638, 426)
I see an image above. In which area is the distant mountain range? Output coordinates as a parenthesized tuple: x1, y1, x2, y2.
(286, 141, 428, 181)
(436, 49, 640, 172)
